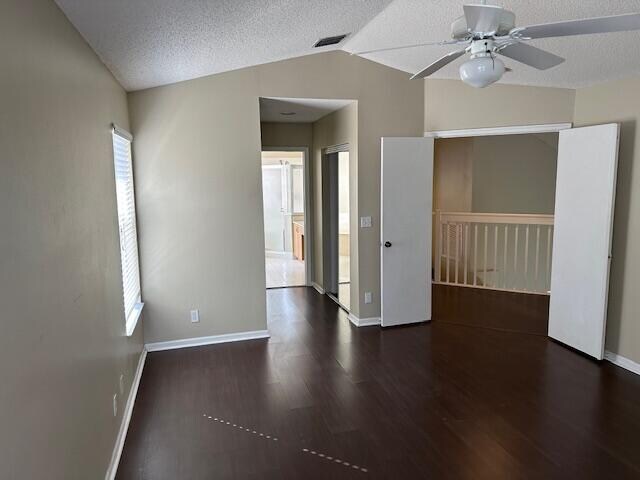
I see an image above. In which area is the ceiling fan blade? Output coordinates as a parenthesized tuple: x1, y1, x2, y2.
(512, 12, 640, 40)
(498, 42, 565, 70)
(351, 39, 462, 56)
(463, 4, 504, 34)
(410, 49, 467, 79)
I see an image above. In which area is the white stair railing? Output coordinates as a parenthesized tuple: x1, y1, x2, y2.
(434, 211, 554, 295)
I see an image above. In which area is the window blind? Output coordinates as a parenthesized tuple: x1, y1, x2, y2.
(112, 127, 142, 328)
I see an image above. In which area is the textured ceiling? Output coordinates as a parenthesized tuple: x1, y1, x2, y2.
(260, 98, 355, 123)
(54, 0, 391, 91)
(344, 0, 640, 88)
(55, 0, 640, 91)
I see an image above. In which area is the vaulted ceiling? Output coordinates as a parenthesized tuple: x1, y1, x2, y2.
(55, 0, 640, 92)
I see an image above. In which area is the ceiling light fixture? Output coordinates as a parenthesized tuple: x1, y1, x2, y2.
(459, 40, 505, 88)
(280, 112, 296, 116)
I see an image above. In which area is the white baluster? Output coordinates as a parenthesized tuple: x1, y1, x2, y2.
(473, 225, 478, 287)
(514, 226, 519, 291)
(535, 226, 541, 292)
(446, 222, 451, 283)
(455, 224, 460, 284)
(524, 225, 529, 291)
(493, 225, 498, 288)
(464, 224, 469, 285)
(483, 225, 488, 287)
(503, 225, 508, 289)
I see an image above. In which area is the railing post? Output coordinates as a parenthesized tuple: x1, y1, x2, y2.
(435, 210, 441, 283)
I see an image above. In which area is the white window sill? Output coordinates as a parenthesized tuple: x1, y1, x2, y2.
(125, 302, 144, 337)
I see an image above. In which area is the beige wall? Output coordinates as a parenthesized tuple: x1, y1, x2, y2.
(425, 79, 575, 131)
(428, 76, 640, 364)
(434, 134, 558, 215)
(312, 104, 359, 312)
(128, 68, 266, 343)
(433, 138, 473, 212)
(0, 1, 143, 478)
(471, 133, 558, 214)
(261, 122, 313, 152)
(129, 51, 424, 338)
(574, 76, 640, 364)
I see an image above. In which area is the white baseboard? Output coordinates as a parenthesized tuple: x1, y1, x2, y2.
(604, 351, 640, 376)
(348, 313, 381, 327)
(105, 348, 147, 480)
(145, 329, 270, 352)
(312, 282, 325, 295)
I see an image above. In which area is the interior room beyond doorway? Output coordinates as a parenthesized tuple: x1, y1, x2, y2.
(261, 150, 306, 288)
(432, 132, 559, 335)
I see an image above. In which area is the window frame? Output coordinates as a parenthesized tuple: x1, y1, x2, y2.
(112, 124, 144, 336)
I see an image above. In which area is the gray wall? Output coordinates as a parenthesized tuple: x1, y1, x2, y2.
(0, 0, 143, 478)
(574, 76, 640, 364)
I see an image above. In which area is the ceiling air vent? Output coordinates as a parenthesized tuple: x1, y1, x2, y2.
(313, 34, 348, 48)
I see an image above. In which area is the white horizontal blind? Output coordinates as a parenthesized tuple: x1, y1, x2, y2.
(112, 129, 141, 321)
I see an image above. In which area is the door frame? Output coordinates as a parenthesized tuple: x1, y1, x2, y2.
(261, 146, 312, 287)
(423, 121, 622, 355)
(322, 143, 351, 312)
(424, 123, 573, 139)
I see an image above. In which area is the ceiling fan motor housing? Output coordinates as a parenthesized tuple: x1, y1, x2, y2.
(451, 8, 516, 39)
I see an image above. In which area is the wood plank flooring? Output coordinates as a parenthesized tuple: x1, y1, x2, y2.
(117, 287, 640, 479)
(433, 283, 550, 336)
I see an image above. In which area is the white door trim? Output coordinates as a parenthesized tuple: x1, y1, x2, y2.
(262, 146, 312, 287)
(424, 123, 572, 139)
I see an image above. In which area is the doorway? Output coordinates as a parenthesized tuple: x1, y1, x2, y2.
(323, 146, 351, 311)
(431, 132, 559, 335)
(381, 124, 620, 360)
(261, 150, 308, 288)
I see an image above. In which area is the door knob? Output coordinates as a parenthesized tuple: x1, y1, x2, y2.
(384, 241, 392, 248)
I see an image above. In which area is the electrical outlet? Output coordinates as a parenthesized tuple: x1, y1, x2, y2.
(360, 216, 372, 228)
(112, 394, 118, 417)
(364, 292, 372, 304)
(190, 309, 200, 323)
(119, 374, 125, 395)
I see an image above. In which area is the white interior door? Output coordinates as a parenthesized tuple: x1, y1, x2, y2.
(381, 137, 434, 327)
(548, 123, 619, 359)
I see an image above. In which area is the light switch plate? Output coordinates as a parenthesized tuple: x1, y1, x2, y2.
(364, 292, 372, 304)
(360, 216, 372, 228)
(190, 309, 200, 323)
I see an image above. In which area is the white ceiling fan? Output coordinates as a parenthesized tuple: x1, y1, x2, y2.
(353, 2, 640, 88)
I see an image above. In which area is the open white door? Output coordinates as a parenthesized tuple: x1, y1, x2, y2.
(381, 137, 434, 327)
(549, 123, 619, 359)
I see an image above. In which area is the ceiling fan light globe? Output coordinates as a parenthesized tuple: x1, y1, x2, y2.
(459, 55, 505, 88)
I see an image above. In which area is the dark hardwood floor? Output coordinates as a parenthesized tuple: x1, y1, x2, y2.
(117, 287, 640, 479)
(433, 283, 550, 336)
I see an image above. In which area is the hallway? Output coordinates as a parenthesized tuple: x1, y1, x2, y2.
(117, 288, 640, 479)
